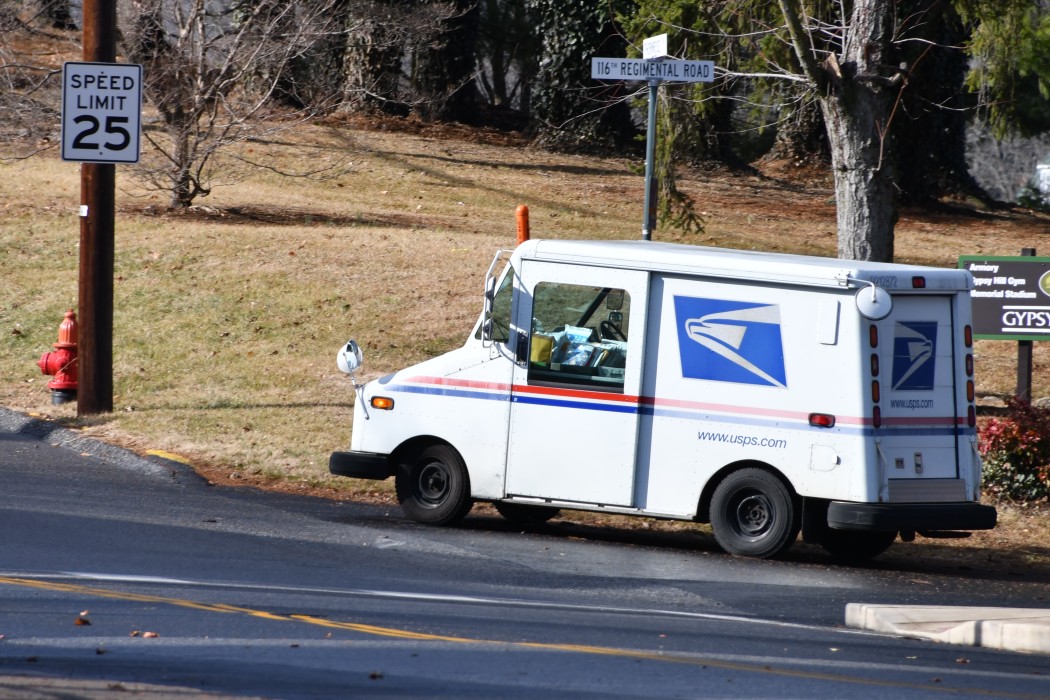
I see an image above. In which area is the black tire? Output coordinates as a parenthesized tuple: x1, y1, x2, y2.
(493, 501, 560, 526)
(395, 444, 472, 526)
(820, 529, 897, 560)
(710, 468, 800, 559)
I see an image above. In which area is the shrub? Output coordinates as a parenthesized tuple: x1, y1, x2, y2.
(978, 398, 1050, 503)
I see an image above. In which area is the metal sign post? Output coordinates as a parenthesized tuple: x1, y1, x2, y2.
(642, 78, 659, 238)
(592, 36, 715, 240)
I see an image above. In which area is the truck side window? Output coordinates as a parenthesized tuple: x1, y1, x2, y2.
(528, 282, 631, 391)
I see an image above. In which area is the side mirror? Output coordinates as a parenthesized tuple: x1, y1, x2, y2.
(337, 339, 364, 374)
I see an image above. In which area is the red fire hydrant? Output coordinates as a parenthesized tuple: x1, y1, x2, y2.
(38, 310, 78, 405)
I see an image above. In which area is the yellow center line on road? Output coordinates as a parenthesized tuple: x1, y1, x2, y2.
(0, 575, 1042, 698)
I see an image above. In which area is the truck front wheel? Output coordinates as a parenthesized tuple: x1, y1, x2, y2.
(710, 469, 800, 559)
(396, 445, 473, 526)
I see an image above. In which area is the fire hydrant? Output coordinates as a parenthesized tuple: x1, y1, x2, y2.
(37, 310, 78, 405)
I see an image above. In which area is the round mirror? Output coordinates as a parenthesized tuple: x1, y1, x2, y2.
(337, 339, 363, 374)
(855, 285, 893, 320)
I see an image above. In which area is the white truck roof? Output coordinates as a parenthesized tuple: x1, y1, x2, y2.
(517, 239, 972, 292)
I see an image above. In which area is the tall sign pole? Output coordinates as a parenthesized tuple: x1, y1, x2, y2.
(592, 34, 714, 241)
(640, 34, 666, 241)
(63, 0, 141, 414)
(641, 78, 659, 240)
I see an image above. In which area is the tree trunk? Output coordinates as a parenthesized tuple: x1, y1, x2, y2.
(821, 95, 897, 262)
(342, 2, 404, 113)
(779, 0, 900, 262)
(411, 0, 479, 122)
(170, 119, 194, 208)
(826, 0, 898, 262)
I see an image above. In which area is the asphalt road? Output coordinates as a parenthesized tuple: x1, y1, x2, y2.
(1, 413, 1049, 699)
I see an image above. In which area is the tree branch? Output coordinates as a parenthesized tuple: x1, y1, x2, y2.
(777, 0, 826, 89)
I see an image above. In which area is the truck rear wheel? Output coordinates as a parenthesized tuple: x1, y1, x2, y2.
(494, 501, 560, 526)
(820, 529, 897, 560)
(710, 469, 799, 559)
(395, 445, 472, 526)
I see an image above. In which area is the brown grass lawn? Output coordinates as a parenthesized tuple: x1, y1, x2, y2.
(2, 118, 1050, 572)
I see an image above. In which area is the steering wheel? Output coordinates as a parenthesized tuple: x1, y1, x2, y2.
(600, 320, 627, 341)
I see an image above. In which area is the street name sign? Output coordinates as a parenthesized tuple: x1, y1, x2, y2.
(591, 57, 714, 83)
(959, 255, 1050, 340)
(61, 61, 143, 164)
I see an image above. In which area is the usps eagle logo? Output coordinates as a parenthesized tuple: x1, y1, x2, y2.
(891, 321, 937, 391)
(673, 297, 787, 388)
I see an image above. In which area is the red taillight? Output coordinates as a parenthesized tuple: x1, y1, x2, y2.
(873, 406, 882, 428)
(869, 324, 879, 348)
(912, 276, 926, 289)
(964, 325, 973, 347)
(809, 413, 836, 428)
(870, 353, 880, 376)
(967, 405, 977, 427)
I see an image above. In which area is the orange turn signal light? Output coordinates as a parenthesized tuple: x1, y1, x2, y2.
(370, 396, 395, 410)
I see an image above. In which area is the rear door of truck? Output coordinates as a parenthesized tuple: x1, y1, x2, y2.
(876, 293, 967, 502)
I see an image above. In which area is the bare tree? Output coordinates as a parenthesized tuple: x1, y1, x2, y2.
(120, 0, 348, 208)
(0, 1, 77, 160)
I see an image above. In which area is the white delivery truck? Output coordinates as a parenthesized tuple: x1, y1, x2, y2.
(331, 239, 996, 559)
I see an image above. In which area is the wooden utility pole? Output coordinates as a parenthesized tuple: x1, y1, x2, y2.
(78, 0, 116, 415)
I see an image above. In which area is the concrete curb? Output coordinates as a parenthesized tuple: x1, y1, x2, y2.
(846, 603, 1050, 656)
(0, 406, 198, 481)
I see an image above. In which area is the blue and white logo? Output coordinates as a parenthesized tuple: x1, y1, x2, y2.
(891, 321, 937, 391)
(673, 297, 787, 388)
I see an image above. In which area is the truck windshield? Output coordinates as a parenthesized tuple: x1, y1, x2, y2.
(476, 269, 514, 342)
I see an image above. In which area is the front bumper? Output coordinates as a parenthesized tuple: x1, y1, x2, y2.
(828, 502, 997, 532)
(329, 450, 393, 480)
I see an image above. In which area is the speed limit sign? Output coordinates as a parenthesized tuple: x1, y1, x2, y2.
(61, 61, 142, 164)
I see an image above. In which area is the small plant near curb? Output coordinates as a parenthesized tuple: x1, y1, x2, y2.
(979, 398, 1050, 504)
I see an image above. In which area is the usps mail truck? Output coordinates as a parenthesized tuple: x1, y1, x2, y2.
(331, 239, 996, 559)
